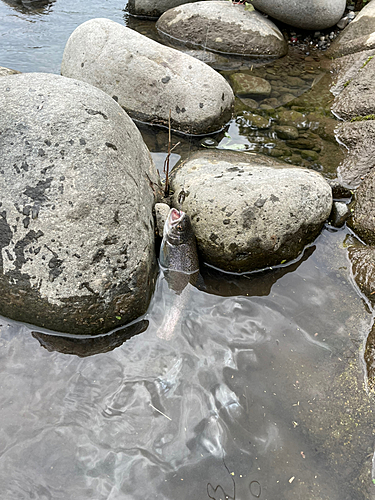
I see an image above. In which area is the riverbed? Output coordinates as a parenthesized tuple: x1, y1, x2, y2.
(0, 1, 374, 499)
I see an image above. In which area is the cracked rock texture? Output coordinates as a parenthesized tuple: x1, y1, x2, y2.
(170, 150, 332, 273)
(61, 18, 234, 135)
(0, 73, 160, 334)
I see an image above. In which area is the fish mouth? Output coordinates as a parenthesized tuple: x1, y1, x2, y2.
(170, 208, 182, 224)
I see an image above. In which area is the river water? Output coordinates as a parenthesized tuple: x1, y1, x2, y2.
(1, 1, 375, 499)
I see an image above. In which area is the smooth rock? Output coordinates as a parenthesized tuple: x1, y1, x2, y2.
(332, 55, 375, 120)
(61, 18, 234, 135)
(156, 1, 288, 58)
(251, 0, 345, 30)
(349, 169, 375, 245)
(275, 125, 299, 140)
(335, 121, 375, 188)
(0, 73, 160, 334)
(155, 202, 171, 237)
(127, 0, 199, 18)
(330, 201, 349, 227)
(230, 73, 272, 97)
(328, 0, 375, 57)
(169, 150, 332, 272)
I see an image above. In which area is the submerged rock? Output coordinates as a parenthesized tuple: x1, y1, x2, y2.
(0, 73, 160, 334)
(328, 0, 375, 57)
(61, 18, 234, 135)
(251, 0, 345, 30)
(335, 121, 375, 188)
(169, 150, 332, 272)
(230, 73, 271, 97)
(156, 1, 288, 58)
(127, 0, 199, 18)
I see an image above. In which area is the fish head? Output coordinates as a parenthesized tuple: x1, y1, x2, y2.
(163, 208, 194, 246)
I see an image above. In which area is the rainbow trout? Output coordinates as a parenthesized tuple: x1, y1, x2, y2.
(157, 208, 199, 340)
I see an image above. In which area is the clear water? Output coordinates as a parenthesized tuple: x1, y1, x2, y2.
(0, 1, 374, 499)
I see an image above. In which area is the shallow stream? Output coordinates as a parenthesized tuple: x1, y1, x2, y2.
(0, 1, 375, 499)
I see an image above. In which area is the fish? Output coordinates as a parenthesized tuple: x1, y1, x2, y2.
(157, 208, 199, 340)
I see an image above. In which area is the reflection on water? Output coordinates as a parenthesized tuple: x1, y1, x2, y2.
(1, 1, 375, 498)
(0, 228, 373, 499)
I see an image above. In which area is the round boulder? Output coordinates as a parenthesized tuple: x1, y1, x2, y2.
(170, 150, 332, 272)
(156, 1, 288, 58)
(127, 0, 200, 18)
(251, 0, 345, 30)
(61, 18, 234, 135)
(0, 73, 160, 335)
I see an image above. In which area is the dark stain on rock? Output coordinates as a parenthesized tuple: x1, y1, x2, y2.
(176, 106, 181, 114)
(162, 76, 170, 84)
(38, 148, 45, 157)
(199, 103, 204, 108)
(21, 161, 29, 171)
(104, 235, 119, 245)
(270, 194, 280, 203)
(13, 230, 44, 270)
(48, 255, 64, 282)
(79, 138, 86, 145)
(242, 207, 256, 229)
(209, 233, 219, 244)
(85, 108, 108, 120)
(23, 178, 53, 202)
(223, 219, 231, 225)
(227, 167, 240, 172)
(23, 217, 30, 229)
(0, 212, 13, 270)
(44, 140, 51, 147)
(105, 142, 118, 151)
(81, 62, 84, 68)
(113, 210, 120, 224)
(254, 198, 267, 208)
(91, 248, 105, 264)
(112, 95, 118, 102)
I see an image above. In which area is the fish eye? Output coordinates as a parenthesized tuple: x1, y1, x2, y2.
(177, 225, 183, 231)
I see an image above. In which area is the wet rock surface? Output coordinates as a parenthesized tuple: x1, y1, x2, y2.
(0, 72, 160, 334)
(61, 18, 234, 135)
(329, 0, 375, 57)
(332, 54, 375, 120)
(349, 169, 375, 245)
(169, 150, 332, 273)
(127, 0, 199, 18)
(335, 121, 375, 188)
(348, 245, 375, 303)
(156, 1, 288, 58)
(0, 66, 21, 76)
(251, 0, 346, 30)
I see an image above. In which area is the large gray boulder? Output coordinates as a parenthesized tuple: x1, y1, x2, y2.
(127, 0, 199, 18)
(328, 0, 375, 58)
(335, 121, 375, 188)
(156, 1, 288, 58)
(332, 55, 375, 121)
(170, 150, 332, 272)
(61, 18, 234, 135)
(0, 73, 160, 335)
(251, 0, 345, 30)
